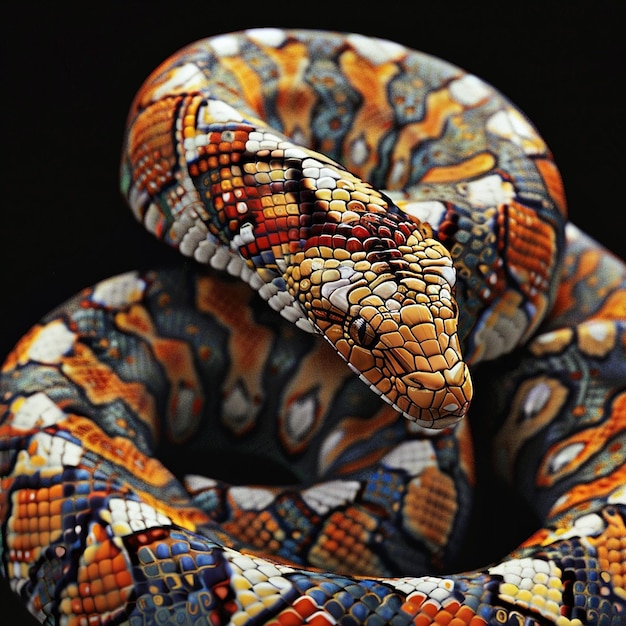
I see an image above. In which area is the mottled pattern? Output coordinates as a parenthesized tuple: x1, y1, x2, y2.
(1, 28, 624, 626)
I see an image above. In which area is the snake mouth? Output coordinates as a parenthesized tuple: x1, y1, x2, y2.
(349, 349, 473, 429)
(360, 339, 472, 427)
(366, 310, 473, 428)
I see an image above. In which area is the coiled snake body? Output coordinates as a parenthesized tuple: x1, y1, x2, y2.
(1, 28, 625, 625)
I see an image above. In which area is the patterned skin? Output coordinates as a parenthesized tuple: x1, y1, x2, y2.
(1, 28, 624, 626)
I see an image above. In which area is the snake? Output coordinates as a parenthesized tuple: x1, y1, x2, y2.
(1, 27, 625, 626)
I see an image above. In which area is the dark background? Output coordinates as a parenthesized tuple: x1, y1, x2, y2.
(1, 2, 624, 622)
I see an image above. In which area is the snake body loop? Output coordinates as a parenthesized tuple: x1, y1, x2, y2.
(1, 29, 625, 626)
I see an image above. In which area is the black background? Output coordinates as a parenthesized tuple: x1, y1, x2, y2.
(1, 2, 624, 622)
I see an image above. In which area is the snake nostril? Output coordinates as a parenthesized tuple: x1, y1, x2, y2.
(402, 373, 424, 389)
(402, 370, 446, 391)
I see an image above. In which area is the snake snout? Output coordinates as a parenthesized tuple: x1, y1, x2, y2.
(400, 360, 473, 426)
(372, 302, 472, 426)
(402, 360, 467, 390)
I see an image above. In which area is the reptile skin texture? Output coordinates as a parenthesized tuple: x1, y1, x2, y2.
(1, 29, 624, 626)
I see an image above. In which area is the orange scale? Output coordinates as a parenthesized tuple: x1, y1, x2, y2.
(90, 578, 104, 596)
(97, 557, 115, 578)
(420, 600, 440, 618)
(70, 597, 83, 614)
(78, 582, 93, 597)
(401, 600, 422, 617)
(81, 596, 96, 614)
(105, 589, 124, 611)
(49, 514, 62, 533)
(86, 562, 100, 582)
(111, 551, 129, 573)
(102, 573, 118, 592)
(94, 594, 109, 614)
(271, 608, 306, 625)
(50, 503, 63, 519)
(323, 538, 339, 552)
(445, 600, 464, 623)
(335, 546, 348, 561)
(293, 595, 319, 618)
(309, 615, 335, 626)
(13, 517, 26, 534)
(433, 609, 454, 625)
(115, 568, 133, 589)
(49, 483, 63, 500)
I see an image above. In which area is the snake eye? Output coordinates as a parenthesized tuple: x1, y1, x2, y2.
(348, 317, 378, 348)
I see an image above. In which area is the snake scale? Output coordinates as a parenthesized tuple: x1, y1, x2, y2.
(1, 27, 625, 625)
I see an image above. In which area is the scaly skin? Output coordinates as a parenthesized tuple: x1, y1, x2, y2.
(1, 29, 624, 626)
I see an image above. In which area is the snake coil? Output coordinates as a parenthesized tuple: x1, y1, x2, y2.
(1, 28, 625, 626)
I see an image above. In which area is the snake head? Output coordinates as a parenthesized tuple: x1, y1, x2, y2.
(286, 211, 473, 428)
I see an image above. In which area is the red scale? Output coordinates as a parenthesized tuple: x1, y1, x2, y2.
(268, 231, 282, 246)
